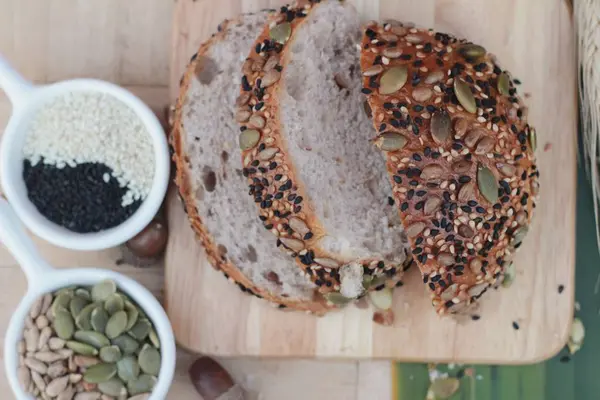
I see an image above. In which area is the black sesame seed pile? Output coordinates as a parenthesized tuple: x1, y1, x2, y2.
(234, 0, 407, 298)
(361, 22, 539, 315)
(23, 159, 141, 233)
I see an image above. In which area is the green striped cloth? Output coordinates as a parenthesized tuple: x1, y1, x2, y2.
(393, 167, 597, 400)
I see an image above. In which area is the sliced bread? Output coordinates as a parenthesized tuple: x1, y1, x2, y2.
(171, 12, 331, 314)
(236, 0, 410, 305)
(359, 22, 539, 314)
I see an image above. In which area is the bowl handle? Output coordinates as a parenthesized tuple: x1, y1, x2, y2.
(0, 198, 53, 285)
(0, 54, 33, 108)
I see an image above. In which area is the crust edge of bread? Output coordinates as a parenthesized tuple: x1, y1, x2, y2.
(170, 15, 332, 315)
(236, 1, 408, 304)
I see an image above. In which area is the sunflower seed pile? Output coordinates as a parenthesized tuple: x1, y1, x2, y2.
(18, 280, 160, 400)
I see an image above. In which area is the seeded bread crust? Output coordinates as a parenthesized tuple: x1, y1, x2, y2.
(171, 15, 331, 314)
(237, 1, 407, 305)
(359, 22, 539, 315)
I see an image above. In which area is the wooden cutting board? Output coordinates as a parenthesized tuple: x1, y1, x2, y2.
(165, 0, 576, 362)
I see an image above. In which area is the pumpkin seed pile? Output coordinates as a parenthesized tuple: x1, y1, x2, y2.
(17, 280, 160, 400)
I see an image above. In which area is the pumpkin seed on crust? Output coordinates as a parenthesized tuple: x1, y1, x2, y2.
(261, 69, 281, 87)
(458, 44, 486, 61)
(379, 66, 408, 95)
(511, 226, 529, 247)
(458, 182, 475, 203)
(263, 54, 280, 72)
(406, 222, 426, 238)
(363, 65, 383, 77)
(373, 132, 407, 151)
(420, 165, 444, 180)
(453, 78, 477, 113)
(477, 164, 499, 204)
(257, 147, 278, 161)
(528, 126, 537, 151)
(502, 262, 516, 288)
(412, 87, 433, 102)
(278, 237, 304, 252)
(249, 115, 266, 129)
(269, 22, 291, 44)
(382, 48, 402, 59)
(498, 72, 511, 96)
(430, 111, 451, 144)
(239, 129, 260, 150)
(423, 196, 442, 216)
(288, 217, 310, 235)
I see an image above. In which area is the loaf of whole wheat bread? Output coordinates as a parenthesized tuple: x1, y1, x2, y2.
(171, 11, 332, 314)
(172, 1, 539, 317)
(236, 0, 410, 306)
(359, 22, 539, 315)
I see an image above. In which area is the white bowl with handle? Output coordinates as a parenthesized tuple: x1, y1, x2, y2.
(0, 54, 170, 251)
(0, 198, 176, 399)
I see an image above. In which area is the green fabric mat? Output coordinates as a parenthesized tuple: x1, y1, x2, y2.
(393, 165, 596, 400)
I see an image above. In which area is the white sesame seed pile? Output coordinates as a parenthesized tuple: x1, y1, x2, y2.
(23, 91, 155, 206)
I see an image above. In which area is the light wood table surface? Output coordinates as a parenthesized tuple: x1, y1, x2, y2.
(0, 1, 390, 399)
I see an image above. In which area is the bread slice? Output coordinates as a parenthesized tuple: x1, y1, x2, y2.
(359, 22, 539, 315)
(171, 12, 331, 314)
(236, 0, 410, 305)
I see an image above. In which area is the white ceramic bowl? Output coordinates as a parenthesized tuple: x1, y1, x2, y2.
(0, 55, 170, 251)
(0, 198, 176, 399)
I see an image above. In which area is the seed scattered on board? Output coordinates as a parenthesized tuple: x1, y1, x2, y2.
(18, 279, 160, 399)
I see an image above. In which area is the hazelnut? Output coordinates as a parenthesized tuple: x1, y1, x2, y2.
(189, 357, 246, 400)
(126, 218, 168, 258)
